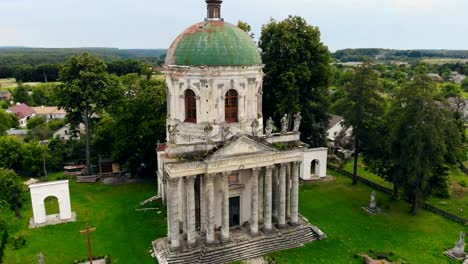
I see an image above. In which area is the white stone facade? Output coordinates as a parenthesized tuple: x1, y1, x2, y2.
(164, 65, 264, 145)
(158, 134, 306, 249)
(28, 180, 75, 228)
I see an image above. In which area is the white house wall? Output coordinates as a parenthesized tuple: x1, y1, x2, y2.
(327, 121, 352, 141)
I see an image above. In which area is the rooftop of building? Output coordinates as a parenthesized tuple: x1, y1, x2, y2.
(164, 1, 262, 67)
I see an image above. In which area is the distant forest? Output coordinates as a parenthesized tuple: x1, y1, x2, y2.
(0, 47, 167, 82)
(333, 49, 468, 62)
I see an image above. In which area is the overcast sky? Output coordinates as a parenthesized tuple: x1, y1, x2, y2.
(0, 0, 467, 51)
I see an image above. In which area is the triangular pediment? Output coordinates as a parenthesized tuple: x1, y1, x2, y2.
(208, 135, 276, 160)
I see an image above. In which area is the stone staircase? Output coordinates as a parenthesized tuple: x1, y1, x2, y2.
(154, 224, 319, 264)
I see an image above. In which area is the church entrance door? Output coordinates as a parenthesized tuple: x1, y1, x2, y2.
(229, 196, 240, 227)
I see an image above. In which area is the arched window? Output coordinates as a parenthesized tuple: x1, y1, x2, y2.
(184, 89, 197, 123)
(225, 89, 238, 123)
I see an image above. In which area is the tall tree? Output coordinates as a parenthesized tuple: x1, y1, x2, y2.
(0, 110, 18, 135)
(334, 62, 385, 185)
(12, 84, 34, 105)
(97, 73, 166, 176)
(55, 53, 120, 174)
(390, 70, 461, 215)
(259, 16, 331, 147)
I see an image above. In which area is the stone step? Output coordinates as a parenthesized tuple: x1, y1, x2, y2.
(203, 242, 301, 264)
(157, 224, 322, 264)
(201, 236, 306, 264)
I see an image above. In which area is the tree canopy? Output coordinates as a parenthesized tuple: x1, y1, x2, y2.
(334, 62, 385, 184)
(259, 16, 332, 147)
(0, 168, 25, 217)
(95, 73, 166, 176)
(0, 110, 18, 135)
(55, 53, 121, 174)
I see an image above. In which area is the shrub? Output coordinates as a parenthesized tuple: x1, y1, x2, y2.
(459, 180, 467, 187)
(11, 235, 26, 250)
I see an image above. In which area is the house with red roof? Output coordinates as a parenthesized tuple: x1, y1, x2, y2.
(6, 103, 36, 127)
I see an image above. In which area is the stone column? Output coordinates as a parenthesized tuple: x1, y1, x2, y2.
(250, 168, 260, 236)
(290, 161, 301, 225)
(272, 166, 278, 220)
(221, 172, 230, 242)
(264, 166, 274, 232)
(286, 163, 291, 219)
(258, 170, 264, 223)
(163, 176, 170, 238)
(278, 164, 287, 228)
(168, 177, 181, 249)
(182, 181, 187, 237)
(185, 176, 196, 246)
(205, 174, 216, 244)
(200, 176, 206, 234)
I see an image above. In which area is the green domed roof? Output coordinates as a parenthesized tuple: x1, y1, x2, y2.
(165, 21, 262, 66)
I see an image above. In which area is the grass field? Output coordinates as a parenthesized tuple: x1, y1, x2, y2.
(421, 58, 468, 64)
(0, 78, 47, 90)
(343, 158, 468, 219)
(2, 173, 165, 264)
(268, 171, 464, 263)
(2, 171, 466, 263)
(0, 78, 16, 90)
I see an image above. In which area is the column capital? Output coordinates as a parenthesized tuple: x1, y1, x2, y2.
(252, 167, 261, 174)
(293, 161, 302, 166)
(184, 175, 196, 184)
(265, 165, 274, 173)
(205, 173, 216, 183)
(221, 171, 230, 180)
(168, 177, 180, 185)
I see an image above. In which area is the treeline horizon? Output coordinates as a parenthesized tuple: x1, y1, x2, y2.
(0, 47, 167, 83)
(333, 48, 468, 62)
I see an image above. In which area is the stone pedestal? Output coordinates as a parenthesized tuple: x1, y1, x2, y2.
(445, 232, 467, 260)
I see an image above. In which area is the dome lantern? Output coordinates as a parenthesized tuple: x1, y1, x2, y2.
(206, 0, 223, 20)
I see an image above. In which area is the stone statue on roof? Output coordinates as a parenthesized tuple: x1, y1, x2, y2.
(293, 112, 302, 133)
(280, 114, 288, 135)
(265, 117, 275, 137)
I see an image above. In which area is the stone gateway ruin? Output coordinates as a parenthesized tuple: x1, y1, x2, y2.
(152, 1, 327, 263)
(28, 180, 76, 228)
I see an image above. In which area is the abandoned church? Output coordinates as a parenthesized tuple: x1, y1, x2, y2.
(152, 0, 328, 262)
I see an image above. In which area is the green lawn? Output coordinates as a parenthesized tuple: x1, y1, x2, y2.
(343, 158, 468, 219)
(268, 171, 464, 263)
(3, 171, 466, 263)
(3, 173, 166, 264)
(343, 157, 393, 189)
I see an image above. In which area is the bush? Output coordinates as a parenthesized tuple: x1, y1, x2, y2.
(459, 180, 467, 187)
(0, 223, 8, 263)
(11, 235, 26, 250)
